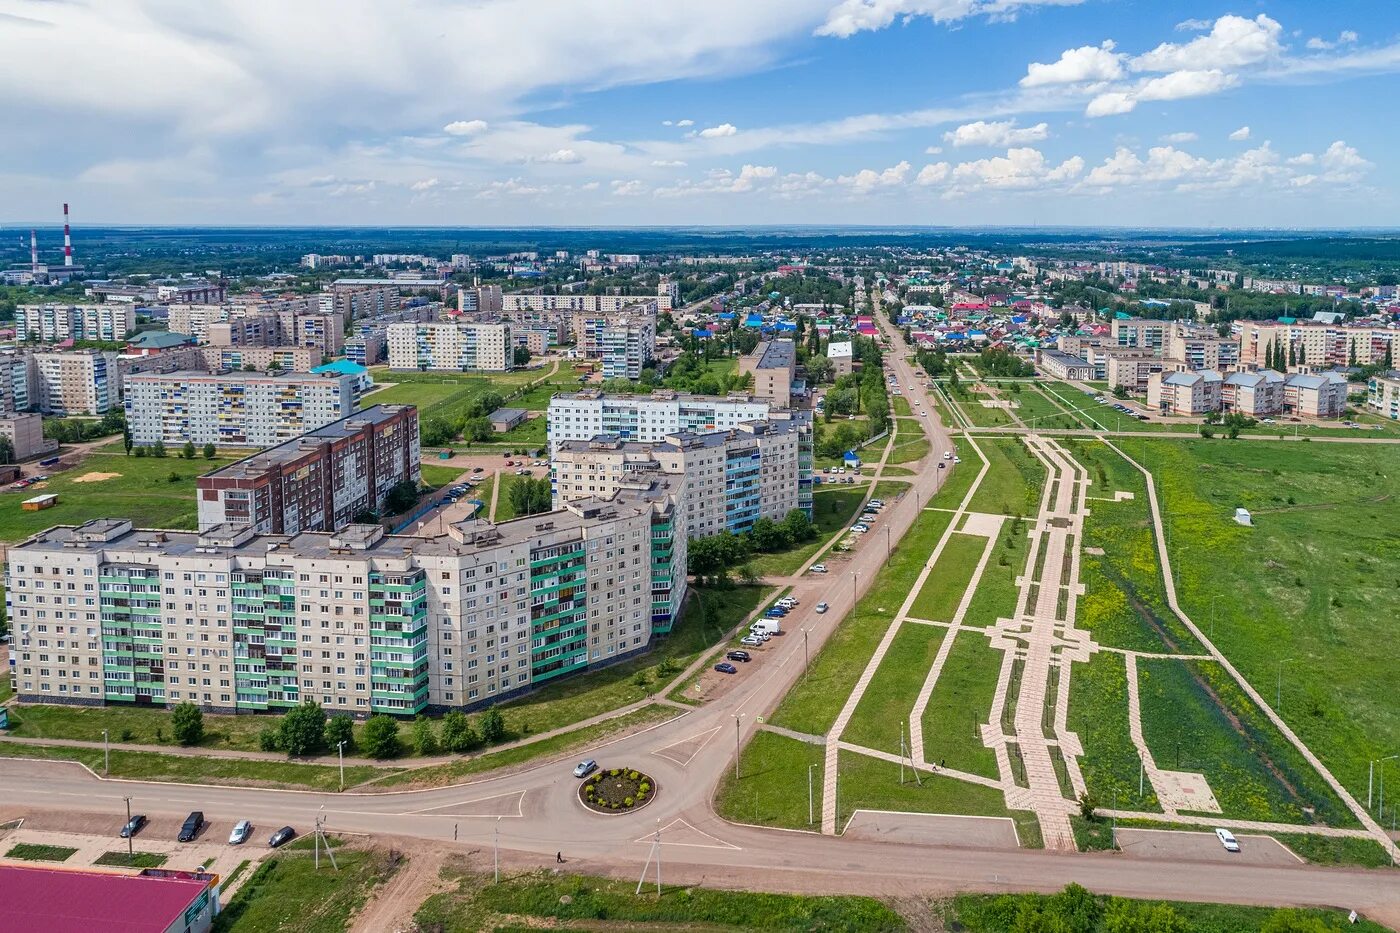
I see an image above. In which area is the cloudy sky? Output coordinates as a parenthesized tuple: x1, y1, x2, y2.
(3, 0, 1399, 226)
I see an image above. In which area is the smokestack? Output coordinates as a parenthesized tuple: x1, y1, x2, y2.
(30, 230, 38, 272)
(63, 202, 73, 267)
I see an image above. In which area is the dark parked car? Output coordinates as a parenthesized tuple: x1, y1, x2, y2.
(119, 814, 147, 838)
(725, 650, 751, 662)
(268, 826, 298, 848)
(177, 811, 204, 842)
(713, 662, 738, 674)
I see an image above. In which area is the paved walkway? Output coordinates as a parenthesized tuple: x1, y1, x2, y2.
(1107, 439, 1400, 862)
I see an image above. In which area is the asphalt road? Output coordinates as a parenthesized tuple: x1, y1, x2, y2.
(3, 318, 1398, 924)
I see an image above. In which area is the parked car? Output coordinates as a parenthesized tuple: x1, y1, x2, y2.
(177, 811, 204, 842)
(740, 635, 764, 647)
(573, 759, 598, 778)
(229, 820, 253, 845)
(119, 814, 147, 838)
(810, 563, 827, 574)
(815, 602, 829, 614)
(938, 462, 946, 469)
(1215, 828, 1240, 852)
(472, 466, 484, 473)
(851, 524, 869, 534)
(726, 650, 752, 662)
(714, 662, 738, 674)
(268, 826, 298, 848)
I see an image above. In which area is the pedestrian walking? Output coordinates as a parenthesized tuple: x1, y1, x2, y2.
(556, 851, 564, 864)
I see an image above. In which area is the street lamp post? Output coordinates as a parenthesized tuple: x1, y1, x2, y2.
(851, 570, 859, 607)
(801, 628, 809, 680)
(102, 730, 109, 777)
(337, 740, 346, 793)
(123, 795, 133, 859)
(494, 816, 501, 884)
(732, 714, 744, 781)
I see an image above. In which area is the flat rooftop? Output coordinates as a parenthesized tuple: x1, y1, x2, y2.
(198, 404, 414, 481)
(753, 339, 796, 371)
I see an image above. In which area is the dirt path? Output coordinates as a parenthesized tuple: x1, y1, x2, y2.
(349, 841, 451, 933)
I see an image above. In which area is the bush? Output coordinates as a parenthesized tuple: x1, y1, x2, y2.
(478, 708, 507, 745)
(411, 716, 438, 756)
(361, 714, 401, 759)
(258, 727, 281, 752)
(439, 711, 478, 753)
(624, 797, 634, 807)
(326, 714, 355, 752)
(170, 701, 204, 746)
(278, 700, 327, 757)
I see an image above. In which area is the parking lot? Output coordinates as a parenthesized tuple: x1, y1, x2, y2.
(1115, 828, 1302, 866)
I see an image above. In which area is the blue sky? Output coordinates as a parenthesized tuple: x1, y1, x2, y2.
(3, 0, 1399, 226)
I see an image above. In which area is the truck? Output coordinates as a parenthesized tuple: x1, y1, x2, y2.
(751, 619, 783, 637)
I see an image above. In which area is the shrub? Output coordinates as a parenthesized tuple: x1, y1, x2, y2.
(258, 727, 281, 752)
(624, 797, 634, 807)
(170, 701, 204, 746)
(361, 714, 402, 759)
(639, 782, 650, 793)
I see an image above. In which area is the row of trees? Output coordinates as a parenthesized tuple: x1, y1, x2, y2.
(420, 389, 507, 447)
(686, 508, 817, 582)
(44, 409, 126, 444)
(245, 699, 513, 760)
(973, 347, 1035, 378)
(507, 476, 552, 518)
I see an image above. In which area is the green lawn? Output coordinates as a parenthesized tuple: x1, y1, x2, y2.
(416, 864, 906, 932)
(371, 704, 678, 789)
(929, 442, 985, 509)
(966, 437, 1046, 517)
(844, 622, 947, 755)
(1067, 650, 1158, 812)
(768, 508, 956, 737)
(888, 434, 930, 465)
(490, 585, 770, 734)
(960, 516, 1032, 629)
(748, 488, 867, 577)
(909, 533, 987, 621)
(95, 850, 168, 868)
(940, 889, 1390, 933)
(715, 729, 826, 829)
(1013, 386, 1086, 431)
(944, 384, 1015, 428)
(1137, 657, 1354, 826)
(0, 739, 392, 791)
(5, 843, 76, 862)
(919, 630, 1004, 779)
(0, 451, 242, 543)
(214, 846, 393, 933)
(1119, 438, 1400, 815)
(836, 749, 1041, 845)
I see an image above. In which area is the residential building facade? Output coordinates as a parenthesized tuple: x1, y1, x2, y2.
(738, 339, 797, 408)
(1367, 372, 1400, 420)
(124, 371, 356, 447)
(16, 304, 136, 344)
(385, 321, 513, 372)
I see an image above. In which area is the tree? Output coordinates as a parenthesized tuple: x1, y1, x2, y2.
(747, 517, 790, 553)
(411, 716, 439, 756)
(382, 479, 419, 515)
(1103, 899, 1187, 933)
(507, 476, 552, 518)
(805, 354, 833, 385)
(1112, 384, 1129, 400)
(1078, 791, 1098, 821)
(0, 436, 13, 466)
(181, 440, 196, 459)
(1259, 909, 1335, 933)
(326, 714, 355, 752)
(440, 710, 478, 753)
(479, 707, 507, 745)
(151, 440, 167, 458)
(512, 346, 531, 366)
(170, 701, 204, 746)
(361, 714, 402, 759)
(202, 442, 216, 460)
(278, 700, 327, 756)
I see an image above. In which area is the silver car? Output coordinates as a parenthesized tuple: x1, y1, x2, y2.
(229, 820, 252, 845)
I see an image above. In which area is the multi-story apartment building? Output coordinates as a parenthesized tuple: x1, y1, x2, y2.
(738, 339, 796, 408)
(1037, 349, 1094, 381)
(1111, 316, 1169, 350)
(1282, 371, 1349, 418)
(197, 405, 420, 535)
(344, 333, 386, 366)
(1147, 370, 1222, 415)
(1221, 370, 1285, 417)
(503, 293, 671, 313)
(548, 391, 775, 451)
(1237, 321, 1400, 368)
(32, 350, 114, 415)
(0, 413, 58, 461)
(199, 346, 323, 373)
(331, 282, 402, 323)
(600, 318, 655, 381)
(1164, 331, 1239, 371)
(385, 321, 513, 372)
(553, 419, 807, 538)
(6, 480, 684, 714)
(124, 371, 356, 447)
(1104, 352, 1164, 393)
(16, 304, 136, 344)
(1367, 372, 1400, 420)
(0, 352, 35, 414)
(205, 314, 277, 348)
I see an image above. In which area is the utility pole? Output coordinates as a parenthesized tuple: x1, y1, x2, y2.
(494, 816, 501, 884)
(337, 740, 346, 793)
(636, 820, 661, 895)
(808, 764, 816, 826)
(802, 628, 809, 680)
(732, 714, 744, 780)
(103, 730, 109, 777)
(124, 796, 133, 860)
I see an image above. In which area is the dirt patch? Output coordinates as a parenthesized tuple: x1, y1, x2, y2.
(349, 844, 447, 933)
(71, 472, 121, 484)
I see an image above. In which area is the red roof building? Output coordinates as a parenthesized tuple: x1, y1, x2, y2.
(0, 865, 217, 933)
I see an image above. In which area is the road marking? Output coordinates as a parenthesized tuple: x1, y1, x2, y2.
(402, 789, 526, 818)
(651, 726, 721, 766)
(633, 817, 741, 849)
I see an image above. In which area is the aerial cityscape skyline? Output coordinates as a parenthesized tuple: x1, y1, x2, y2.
(3, 1, 1399, 226)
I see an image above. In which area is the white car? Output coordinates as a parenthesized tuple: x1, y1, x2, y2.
(810, 563, 827, 574)
(573, 759, 599, 778)
(943, 451, 953, 460)
(815, 602, 829, 614)
(740, 635, 764, 647)
(851, 524, 869, 534)
(229, 820, 252, 845)
(1214, 828, 1240, 852)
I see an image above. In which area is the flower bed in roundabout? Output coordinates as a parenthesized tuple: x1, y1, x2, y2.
(579, 766, 657, 814)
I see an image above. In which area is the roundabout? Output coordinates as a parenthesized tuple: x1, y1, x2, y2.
(579, 766, 657, 815)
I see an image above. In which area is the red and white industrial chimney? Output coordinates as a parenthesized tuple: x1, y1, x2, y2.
(62, 202, 73, 267)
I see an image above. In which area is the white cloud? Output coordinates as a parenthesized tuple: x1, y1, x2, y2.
(610, 179, 647, 197)
(816, 0, 1085, 39)
(1228, 125, 1251, 141)
(409, 178, 439, 191)
(916, 162, 951, 185)
(1319, 140, 1371, 183)
(444, 120, 489, 136)
(1306, 30, 1358, 51)
(949, 147, 1083, 190)
(1160, 131, 1197, 143)
(838, 160, 911, 192)
(698, 123, 738, 138)
(536, 148, 582, 164)
(676, 119, 695, 127)
(1132, 14, 1283, 73)
(651, 159, 688, 167)
(1084, 146, 1210, 187)
(1136, 69, 1238, 101)
(1175, 18, 1212, 32)
(1021, 40, 1125, 87)
(1085, 92, 1136, 117)
(1078, 139, 1373, 192)
(924, 145, 943, 155)
(943, 119, 1049, 147)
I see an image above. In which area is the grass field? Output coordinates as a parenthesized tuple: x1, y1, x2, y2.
(919, 630, 1004, 779)
(844, 622, 947, 755)
(748, 488, 867, 578)
(0, 451, 242, 543)
(4, 843, 75, 861)
(416, 863, 905, 932)
(95, 850, 168, 868)
(960, 516, 1031, 629)
(214, 845, 393, 933)
(1067, 650, 1159, 812)
(966, 437, 1046, 517)
(945, 384, 1016, 428)
(909, 533, 986, 621)
(1120, 438, 1400, 814)
(715, 729, 827, 828)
